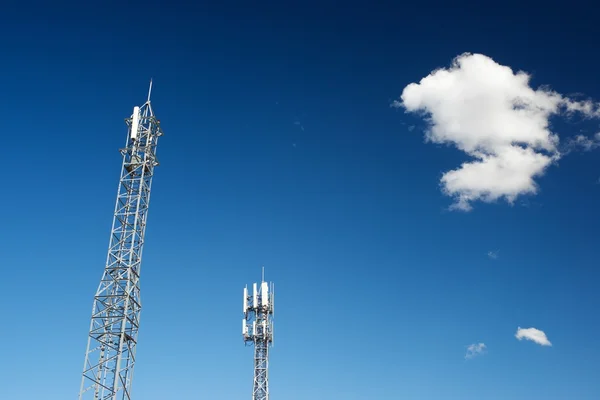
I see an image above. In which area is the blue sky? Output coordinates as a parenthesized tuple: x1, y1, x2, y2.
(0, 1, 599, 399)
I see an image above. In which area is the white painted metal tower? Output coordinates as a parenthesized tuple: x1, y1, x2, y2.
(79, 82, 163, 400)
(243, 269, 275, 400)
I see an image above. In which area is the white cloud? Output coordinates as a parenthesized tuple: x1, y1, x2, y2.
(487, 250, 499, 260)
(393, 52, 600, 211)
(465, 343, 486, 359)
(564, 101, 600, 117)
(565, 133, 600, 152)
(515, 327, 552, 346)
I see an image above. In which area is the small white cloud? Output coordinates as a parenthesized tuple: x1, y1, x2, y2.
(565, 133, 600, 152)
(487, 250, 499, 260)
(293, 120, 305, 131)
(393, 52, 600, 211)
(515, 327, 552, 346)
(408, 125, 416, 132)
(465, 343, 486, 359)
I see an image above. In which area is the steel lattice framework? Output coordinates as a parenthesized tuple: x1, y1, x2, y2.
(243, 272, 275, 400)
(79, 84, 163, 400)
(252, 339, 270, 400)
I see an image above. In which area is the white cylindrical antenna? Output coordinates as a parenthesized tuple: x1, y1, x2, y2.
(252, 283, 258, 308)
(242, 319, 247, 336)
(261, 282, 269, 307)
(130, 106, 140, 140)
(262, 320, 267, 338)
(243, 286, 248, 313)
(252, 321, 256, 336)
(147, 79, 153, 103)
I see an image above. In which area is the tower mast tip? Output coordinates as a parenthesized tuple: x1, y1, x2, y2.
(147, 79, 153, 103)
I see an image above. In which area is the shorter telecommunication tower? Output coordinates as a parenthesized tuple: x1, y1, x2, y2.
(243, 269, 274, 400)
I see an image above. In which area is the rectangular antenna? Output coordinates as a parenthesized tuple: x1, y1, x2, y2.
(261, 282, 269, 307)
(130, 106, 140, 140)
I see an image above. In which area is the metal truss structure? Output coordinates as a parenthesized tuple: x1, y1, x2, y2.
(79, 83, 163, 400)
(243, 270, 275, 400)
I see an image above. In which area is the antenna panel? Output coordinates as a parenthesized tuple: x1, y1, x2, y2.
(261, 282, 269, 307)
(243, 287, 248, 313)
(130, 106, 140, 140)
(253, 283, 258, 308)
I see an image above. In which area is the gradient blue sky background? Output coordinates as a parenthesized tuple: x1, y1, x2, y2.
(1, 1, 599, 399)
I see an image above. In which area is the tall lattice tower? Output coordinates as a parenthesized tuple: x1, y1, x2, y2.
(79, 82, 163, 400)
(243, 270, 275, 400)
